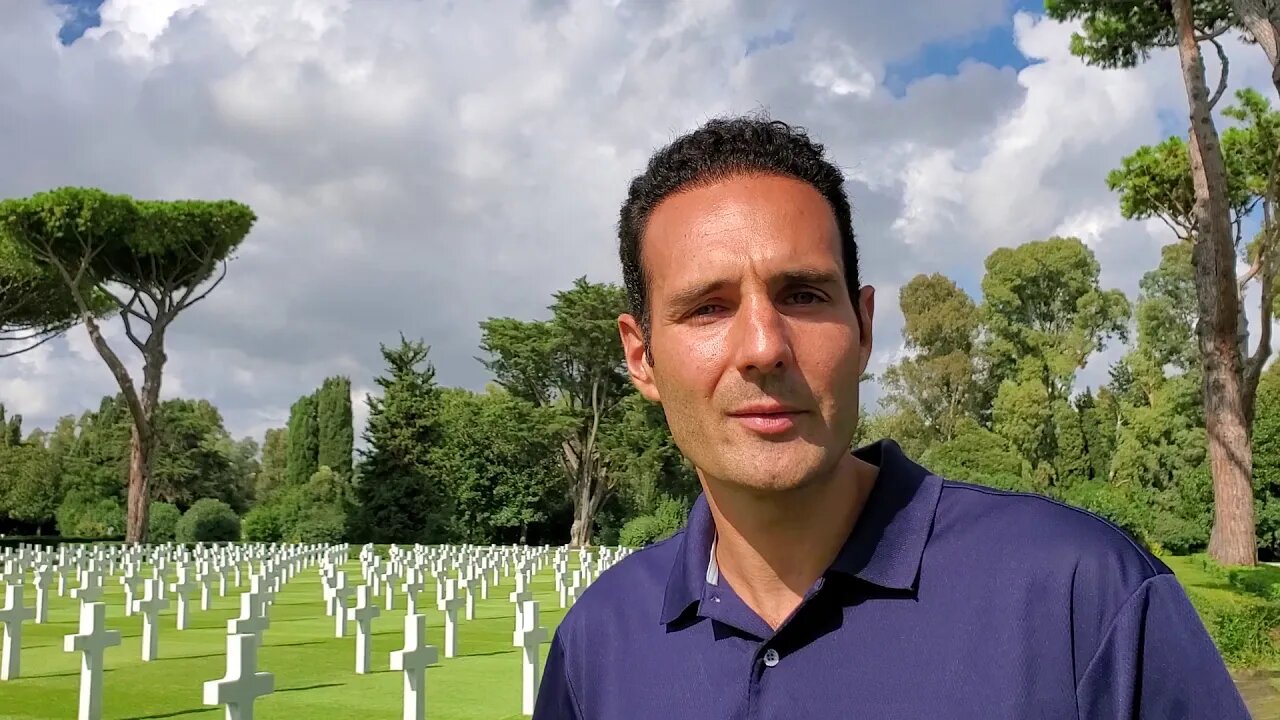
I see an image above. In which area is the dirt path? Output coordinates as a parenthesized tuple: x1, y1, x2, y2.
(1236, 670, 1280, 718)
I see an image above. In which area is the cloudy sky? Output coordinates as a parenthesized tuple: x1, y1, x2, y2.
(2, 0, 1276, 448)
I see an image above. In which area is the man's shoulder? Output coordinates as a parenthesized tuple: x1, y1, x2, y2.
(932, 477, 1171, 590)
(557, 532, 685, 637)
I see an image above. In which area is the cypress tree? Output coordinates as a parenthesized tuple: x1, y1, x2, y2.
(353, 336, 445, 543)
(286, 393, 320, 487)
(317, 376, 354, 484)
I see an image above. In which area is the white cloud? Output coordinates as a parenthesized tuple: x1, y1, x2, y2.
(2, 0, 1273, 447)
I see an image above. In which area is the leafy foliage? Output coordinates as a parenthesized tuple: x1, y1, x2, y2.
(432, 387, 571, 544)
(352, 336, 448, 543)
(175, 498, 241, 543)
(55, 490, 125, 538)
(0, 187, 256, 541)
(619, 496, 690, 547)
(918, 420, 1032, 492)
(1044, 0, 1234, 69)
(286, 393, 320, 487)
(317, 375, 354, 484)
(479, 277, 632, 545)
(147, 502, 181, 543)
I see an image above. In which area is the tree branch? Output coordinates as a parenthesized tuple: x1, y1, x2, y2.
(0, 330, 67, 358)
(1194, 25, 1232, 42)
(38, 230, 150, 438)
(174, 259, 228, 312)
(1207, 36, 1230, 110)
(119, 303, 147, 354)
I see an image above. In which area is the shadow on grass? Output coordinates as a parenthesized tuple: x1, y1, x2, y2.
(460, 649, 517, 658)
(120, 708, 211, 720)
(167, 651, 230, 662)
(277, 682, 343, 693)
(266, 639, 329, 649)
(25, 667, 118, 679)
(259, 616, 323, 625)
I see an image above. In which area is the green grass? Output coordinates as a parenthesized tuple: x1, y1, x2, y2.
(1163, 555, 1280, 719)
(1, 560, 570, 719)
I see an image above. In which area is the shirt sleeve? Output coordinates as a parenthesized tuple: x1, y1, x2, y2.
(1075, 572, 1251, 719)
(533, 629, 584, 720)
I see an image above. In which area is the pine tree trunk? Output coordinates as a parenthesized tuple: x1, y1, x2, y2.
(570, 476, 595, 547)
(1231, 1, 1280, 97)
(125, 423, 153, 542)
(1175, 0, 1257, 566)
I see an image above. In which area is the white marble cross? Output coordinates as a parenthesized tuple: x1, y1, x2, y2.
(390, 613, 438, 720)
(567, 570, 582, 607)
(64, 602, 121, 720)
(509, 573, 533, 637)
(171, 567, 199, 630)
(197, 567, 213, 610)
(203, 633, 274, 720)
(347, 585, 381, 674)
(437, 579, 464, 659)
(71, 568, 104, 606)
(119, 571, 144, 618)
(56, 561, 75, 596)
(402, 571, 426, 616)
(32, 565, 54, 623)
(134, 578, 170, 662)
(228, 592, 269, 640)
(332, 573, 354, 638)
(382, 567, 398, 610)
(515, 600, 548, 716)
(557, 568, 573, 609)
(460, 571, 477, 621)
(0, 582, 36, 680)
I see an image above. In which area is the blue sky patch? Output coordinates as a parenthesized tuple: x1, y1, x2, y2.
(884, 1, 1041, 97)
(52, 0, 104, 45)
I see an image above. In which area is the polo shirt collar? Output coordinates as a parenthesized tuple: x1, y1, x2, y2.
(660, 437, 943, 625)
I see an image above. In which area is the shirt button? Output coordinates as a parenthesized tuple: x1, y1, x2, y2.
(763, 648, 780, 667)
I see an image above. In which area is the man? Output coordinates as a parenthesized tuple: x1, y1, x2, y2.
(533, 116, 1249, 719)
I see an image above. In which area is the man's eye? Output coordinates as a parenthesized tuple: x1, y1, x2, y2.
(790, 291, 823, 304)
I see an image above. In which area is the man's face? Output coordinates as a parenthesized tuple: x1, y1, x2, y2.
(619, 173, 874, 494)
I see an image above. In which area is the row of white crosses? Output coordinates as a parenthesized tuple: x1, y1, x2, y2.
(0, 541, 633, 720)
(53, 543, 327, 720)
(0, 541, 324, 720)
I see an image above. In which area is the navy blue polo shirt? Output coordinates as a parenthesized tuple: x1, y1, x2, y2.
(533, 438, 1250, 719)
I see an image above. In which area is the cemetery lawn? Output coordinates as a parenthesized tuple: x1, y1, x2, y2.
(1163, 555, 1280, 719)
(1, 561, 567, 720)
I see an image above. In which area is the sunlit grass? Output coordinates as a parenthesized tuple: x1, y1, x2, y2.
(1, 559, 569, 720)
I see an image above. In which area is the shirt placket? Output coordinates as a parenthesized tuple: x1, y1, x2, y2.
(745, 575, 829, 720)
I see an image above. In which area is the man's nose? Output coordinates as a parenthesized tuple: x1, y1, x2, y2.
(730, 295, 793, 376)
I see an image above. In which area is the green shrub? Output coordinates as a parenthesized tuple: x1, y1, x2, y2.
(147, 502, 181, 543)
(919, 423, 1033, 492)
(1056, 480, 1154, 549)
(1185, 586, 1280, 667)
(176, 498, 241, 543)
(619, 496, 688, 547)
(55, 491, 125, 538)
(241, 505, 285, 543)
(1226, 564, 1280, 603)
(619, 515, 664, 547)
(288, 511, 346, 544)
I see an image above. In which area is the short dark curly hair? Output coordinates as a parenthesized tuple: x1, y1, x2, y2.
(618, 114, 860, 355)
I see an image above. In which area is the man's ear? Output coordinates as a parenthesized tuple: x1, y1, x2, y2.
(855, 285, 875, 377)
(619, 313, 661, 403)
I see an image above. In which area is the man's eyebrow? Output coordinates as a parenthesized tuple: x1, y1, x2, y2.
(664, 268, 843, 313)
(665, 278, 732, 314)
(777, 268, 843, 288)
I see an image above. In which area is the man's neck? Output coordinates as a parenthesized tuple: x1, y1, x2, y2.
(703, 452, 879, 630)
